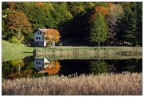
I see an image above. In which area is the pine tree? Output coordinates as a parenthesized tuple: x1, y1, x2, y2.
(121, 6, 137, 46)
(89, 13, 108, 46)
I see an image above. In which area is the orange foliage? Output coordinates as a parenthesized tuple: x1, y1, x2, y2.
(7, 2, 17, 10)
(35, 2, 44, 6)
(89, 6, 109, 24)
(95, 6, 109, 16)
(44, 29, 61, 43)
(108, 3, 113, 8)
(44, 61, 61, 75)
(6, 11, 32, 33)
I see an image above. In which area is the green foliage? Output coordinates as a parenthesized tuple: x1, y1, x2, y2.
(90, 61, 108, 74)
(9, 58, 24, 67)
(89, 13, 108, 46)
(8, 36, 21, 44)
(2, 2, 142, 46)
(106, 4, 124, 43)
(117, 2, 142, 46)
(67, 2, 85, 16)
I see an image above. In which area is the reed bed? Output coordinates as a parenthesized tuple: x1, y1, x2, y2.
(2, 72, 142, 95)
(35, 47, 142, 60)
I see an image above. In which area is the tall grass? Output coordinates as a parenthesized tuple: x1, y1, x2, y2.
(35, 47, 142, 60)
(2, 72, 142, 95)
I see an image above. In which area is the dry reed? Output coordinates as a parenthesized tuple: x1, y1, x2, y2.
(2, 72, 142, 95)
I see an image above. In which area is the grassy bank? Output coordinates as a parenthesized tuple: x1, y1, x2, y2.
(2, 40, 34, 62)
(2, 72, 142, 95)
(35, 46, 142, 60)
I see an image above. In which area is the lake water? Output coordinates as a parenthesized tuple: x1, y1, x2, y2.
(2, 56, 142, 79)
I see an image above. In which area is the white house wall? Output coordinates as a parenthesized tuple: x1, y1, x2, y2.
(44, 58, 50, 63)
(34, 31, 44, 41)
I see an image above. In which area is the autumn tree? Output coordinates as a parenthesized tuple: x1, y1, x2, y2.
(44, 29, 61, 47)
(89, 6, 109, 24)
(89, 13, 108, 46)
(106, 3, 124, 45)
(6, 11, 32, 41)
(44, 61, 61, 75)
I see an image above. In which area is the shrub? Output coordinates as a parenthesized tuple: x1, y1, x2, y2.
(8, 36, 21, 44)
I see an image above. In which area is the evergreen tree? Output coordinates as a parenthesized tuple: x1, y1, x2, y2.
(89, 13, 108, 46)
(124, 9, 137, 45)
(135, 2, 142, 46)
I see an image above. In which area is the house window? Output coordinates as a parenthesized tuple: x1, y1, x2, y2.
(38, 67, 39, 69)
(36, 62, 38, 64)
(40, 32, 41, 34)
(38, 32, 39, 34)
(36, 37, 38, 39)
(39, 62, 41, 64)
(39, 37, 41, 39)
(40, 67, 41, 70)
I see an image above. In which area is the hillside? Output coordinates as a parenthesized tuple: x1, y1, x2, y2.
(2, 40, 34, 62)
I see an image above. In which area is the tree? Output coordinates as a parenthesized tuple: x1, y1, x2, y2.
(44, 61, 61, 75)
(124, 10, 137, 45)
(90, 61, 108, 74)
(116, 2, 142, 46)
(134, 2, 142, 46)
(44, 29, 61, 47)
(117, 4, 138, 46)
(67, 2, 85, 16)
(6, 11, 32, 41)
(106, 3, 124, 45)
(89, 13, 108, 46)
(89, 6, 109, 24)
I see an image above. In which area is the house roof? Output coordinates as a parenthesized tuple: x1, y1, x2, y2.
(38, 28, 49, 33)
(34, 28, 58, 34)
(33, 28, 48, 33)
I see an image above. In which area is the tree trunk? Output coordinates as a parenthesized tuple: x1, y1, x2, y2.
(52, 42, 55, 47)
(98, 42, 100, 47)
(18, 64, 21, 75)
(18, 29, 21, 40)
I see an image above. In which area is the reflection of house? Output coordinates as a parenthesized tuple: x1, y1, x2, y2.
(34, 28, 48, 46)
(34, 58, 49, 72)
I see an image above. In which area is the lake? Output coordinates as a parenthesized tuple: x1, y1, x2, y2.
(2, 56, 142, 79)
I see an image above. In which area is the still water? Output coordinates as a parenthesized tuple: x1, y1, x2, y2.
(2, 56, 142, 79)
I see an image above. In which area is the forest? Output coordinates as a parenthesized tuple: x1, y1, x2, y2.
(2, 2, 142, 46)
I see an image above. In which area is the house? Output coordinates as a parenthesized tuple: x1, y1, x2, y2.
(34, 58, 50, 72)
(34, 28, 48, 46)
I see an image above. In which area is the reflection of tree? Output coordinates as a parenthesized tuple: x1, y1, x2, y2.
(9, 58, 24, 68)
(2, 58, 24, 79)
(90, 61, 108, 74)
(2, 56, 34, 79)
(121, 59, 142, 73)
(44, 61, 61, 75)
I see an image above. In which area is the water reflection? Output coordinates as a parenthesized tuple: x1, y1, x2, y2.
(34, 58, 50, 72)
(2, 56, 142, 79)
(34, 58, 61, 75)
(89, 61, 108, 74)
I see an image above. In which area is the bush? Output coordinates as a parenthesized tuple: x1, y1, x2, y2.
(8, 36, 21, 44)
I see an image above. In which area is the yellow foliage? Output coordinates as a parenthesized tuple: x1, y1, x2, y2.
(35, 2, 44, 6)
